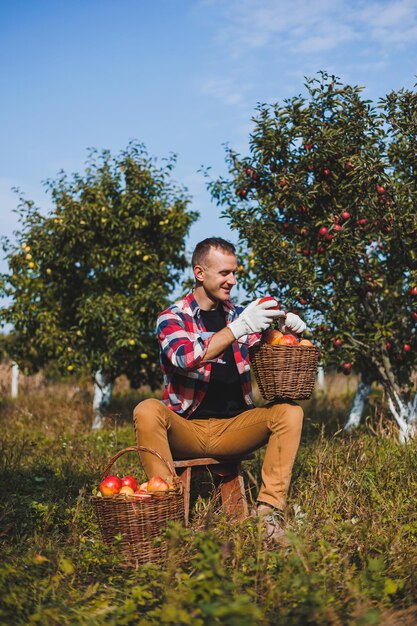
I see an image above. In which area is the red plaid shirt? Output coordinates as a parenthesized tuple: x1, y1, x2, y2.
(157, 292, 259, 417)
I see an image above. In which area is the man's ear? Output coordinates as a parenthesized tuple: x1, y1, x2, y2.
(193, 264, 204, 282)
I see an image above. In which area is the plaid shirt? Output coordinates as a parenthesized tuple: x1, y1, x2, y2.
(157, 292, 259, 418)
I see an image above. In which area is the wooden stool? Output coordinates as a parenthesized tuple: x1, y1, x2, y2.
(173, 455, 253, 526)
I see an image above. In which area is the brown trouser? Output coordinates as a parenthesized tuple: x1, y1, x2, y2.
(133, 399, 303, 511)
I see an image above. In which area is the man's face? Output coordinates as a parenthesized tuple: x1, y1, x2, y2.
(194, 248, 238, 302)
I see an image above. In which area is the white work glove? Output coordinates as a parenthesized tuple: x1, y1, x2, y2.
(228, 298, 284, 339)
(282, 312, 306, 335)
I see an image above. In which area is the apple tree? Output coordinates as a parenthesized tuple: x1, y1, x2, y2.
(0, 142, 198, 426)
(209, 73, 417, 441)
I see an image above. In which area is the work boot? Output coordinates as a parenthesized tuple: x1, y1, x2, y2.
(251, 503, 288, 545)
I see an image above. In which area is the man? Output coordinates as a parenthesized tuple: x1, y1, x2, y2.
(133, 237, 306, 541)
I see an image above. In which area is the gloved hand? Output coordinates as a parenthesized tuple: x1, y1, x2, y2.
(282, 312, 306, 335)
(229, 298, 285, 339)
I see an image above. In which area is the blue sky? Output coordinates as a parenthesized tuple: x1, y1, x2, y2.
(1, 0, 417, 272)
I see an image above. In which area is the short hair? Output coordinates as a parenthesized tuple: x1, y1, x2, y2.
(192, 237, 236, 268)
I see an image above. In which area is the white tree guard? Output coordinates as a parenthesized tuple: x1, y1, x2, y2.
(344, 380, 372, 433)
(92, 369, 114, 430)
(11, 362, 19, 398)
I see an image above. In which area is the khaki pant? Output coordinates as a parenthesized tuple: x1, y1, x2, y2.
(133, 399, 303, 511)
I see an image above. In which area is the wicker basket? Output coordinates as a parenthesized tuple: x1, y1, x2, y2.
(249, 341, 320, 402)
(91, 445, 184, 567)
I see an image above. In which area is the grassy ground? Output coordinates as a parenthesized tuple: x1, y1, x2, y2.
(1, 375, 417, 626)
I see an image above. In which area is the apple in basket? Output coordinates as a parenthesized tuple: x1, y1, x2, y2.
(119, 485, 135, 496)
(133, 489, 152, 500)
(121, 475, 138, 491)
(277, 334, 299, 346)
(99, 475, 122, 497)
(299, 338, 314, 347)
(264, 329, 283, 345)
(147, 476, 169, 493)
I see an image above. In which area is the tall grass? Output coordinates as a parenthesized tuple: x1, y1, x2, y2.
(0, 377, 416, 626)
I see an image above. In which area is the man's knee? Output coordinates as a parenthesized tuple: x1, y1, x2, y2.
(269, 402, 304, 432)
(133, 398, 166, 436)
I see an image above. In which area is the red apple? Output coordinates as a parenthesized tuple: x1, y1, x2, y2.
(333, 338, 343, 347)
(403, 344, 411, 352)
(99, 475, 122, 497)
(304, 143, 313, 150)
(302, 248, 310, 256)
(341, 211, 351, 220)
(279, 179, 287, 188)
(408, 287, 417, 296)
(119, 485, 135, 496)
(323, 168, 330, 175)
(236, 188, 248, 199)
(121, 475, 138, 491)
(258, 296, 280, 310)
(246, 166, 259, 180)
(300, 298, 308, 305)
(277, 334, 299, 346)
(345, 161, 354, 172)
(333, 224, 342, 232)
(318, 226, 328, 237)
(385, 341, 392, 351)
(133, 489, 152, 500)
(147, 476, 169, 493)
(412, 312, 417, 322)
(357, 218, 368, 226)
(376, 184, 386, 195)
(324, 233, 333, 241)
(342, 362, 352, 375)
(264, 329, 284, 345)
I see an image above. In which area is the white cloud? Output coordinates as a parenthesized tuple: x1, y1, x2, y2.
(199, 76, 249, 105)
(199, 0, 417, 57)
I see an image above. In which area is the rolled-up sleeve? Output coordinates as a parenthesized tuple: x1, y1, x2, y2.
(157, 311, 212, 371)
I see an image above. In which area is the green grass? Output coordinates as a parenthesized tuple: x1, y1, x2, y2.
(1, 379, 417, 626)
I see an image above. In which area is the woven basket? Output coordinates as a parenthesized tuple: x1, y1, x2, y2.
(249, 341, 320, 401)
(91, 445, 184, 567)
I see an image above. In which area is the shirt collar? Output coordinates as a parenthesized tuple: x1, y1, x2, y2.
(183, 292, 234, 318)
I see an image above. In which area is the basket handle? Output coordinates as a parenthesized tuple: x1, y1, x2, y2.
(101, 445, 177, 481)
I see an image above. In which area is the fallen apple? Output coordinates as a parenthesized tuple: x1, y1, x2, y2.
(99, 475, 122, 497)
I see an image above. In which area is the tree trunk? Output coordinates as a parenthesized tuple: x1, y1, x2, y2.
(344, 378, 372, 432)
(92, 369, 114, 430)
(11, 362, 19, 398)
(386, 388, 417, 443)
(317, 365, 325, 390)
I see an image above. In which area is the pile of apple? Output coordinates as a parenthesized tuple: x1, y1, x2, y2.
(259, 296, 314, 347)
(98, 474, 172, 500)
